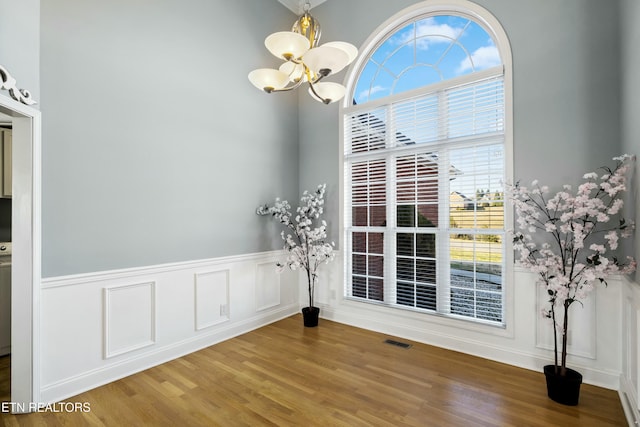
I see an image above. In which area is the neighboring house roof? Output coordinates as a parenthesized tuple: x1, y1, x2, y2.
(450, 191, 472, 202)
(450, 191, 474, 209)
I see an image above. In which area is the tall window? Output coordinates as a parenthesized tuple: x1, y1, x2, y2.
(343, 3, 511, 326)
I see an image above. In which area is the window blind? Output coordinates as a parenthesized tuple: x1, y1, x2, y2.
(345, 72, 505, 325)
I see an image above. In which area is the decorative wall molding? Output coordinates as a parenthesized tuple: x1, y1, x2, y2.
(256, 262, 281, 311)
(41, 250, 284, 288)
(535, 283, 597, 359)
(0, 65, 36, 105)
(103, 281, 156, 358)
(194, 269, 230, 330)
(39, 250, 300, 404)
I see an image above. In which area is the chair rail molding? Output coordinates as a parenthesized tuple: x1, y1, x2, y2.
(0, 65, 36, 105)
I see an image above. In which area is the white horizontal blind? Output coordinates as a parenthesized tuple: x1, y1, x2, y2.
(446, 144, 504, 322)
(348, 158, 386, 302)
(346, 108, 388, 154)
(395, 151, 439, 311)
(345, 72, 505, 325)
(391, 75, 504, 148)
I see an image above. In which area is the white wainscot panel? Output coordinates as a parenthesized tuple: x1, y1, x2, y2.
(313, 254, 341, 307)
(104, 282, 156, 358)
(535, 285, 596, 359)
(256, 262, 280, 312)
(620, 279, 640, 425)
(194, 270, 229, 330)
(41, 284, 104, 386)
(39, 251, 300, 404)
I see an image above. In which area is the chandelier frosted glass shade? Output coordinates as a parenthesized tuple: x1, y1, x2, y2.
(248, 7, 358, 105)
(279, 62, 307, 82)
(265, 31, 311, 60)
(308, 82, 346, 104)
(323, 42, 358, 64)
(303, 46, 350, 75)
(248, 68, 289, 92)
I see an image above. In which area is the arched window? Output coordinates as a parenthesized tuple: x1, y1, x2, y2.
(354, 14, 501, 104)
(342, 1, 512, 326)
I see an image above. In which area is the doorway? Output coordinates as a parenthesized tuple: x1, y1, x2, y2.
(0, 96, 40, 411)
(0, 120, 12, 405)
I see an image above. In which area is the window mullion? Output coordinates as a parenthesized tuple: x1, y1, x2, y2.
(437, 140, 451, 315)
(385, 103, 397, 305)
(345, 159, 353, 299)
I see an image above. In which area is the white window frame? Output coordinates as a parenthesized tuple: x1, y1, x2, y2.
(339, 0, 514, 329)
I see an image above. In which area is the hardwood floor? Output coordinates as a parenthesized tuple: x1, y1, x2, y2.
(0, 315, 627, 426)
(0, 355, 8, 413)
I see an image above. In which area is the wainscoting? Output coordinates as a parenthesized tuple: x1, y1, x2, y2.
(620, 276, 640, 425)
(39, 251, 299, 403)
(35, 248, 637, 425)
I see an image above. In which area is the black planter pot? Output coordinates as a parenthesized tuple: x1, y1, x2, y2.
(544, 365, 583, 406)
(302, 306, 320, 327)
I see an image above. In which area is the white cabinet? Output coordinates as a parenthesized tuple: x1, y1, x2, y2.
(0, 129, 10, 198)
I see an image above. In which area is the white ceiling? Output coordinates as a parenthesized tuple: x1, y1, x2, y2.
(277, 0, 327, 15)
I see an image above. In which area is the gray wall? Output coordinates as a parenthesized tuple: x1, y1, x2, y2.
(5, 0, 632, 276)
(299, 0, 624, 247)
(40, 0, 300, 276)
(0, 0, 40, 104)
(621, 0, 640, 272)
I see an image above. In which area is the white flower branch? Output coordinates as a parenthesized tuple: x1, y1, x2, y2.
(507, 154, 636, 373)
(257, 184, 336, 309)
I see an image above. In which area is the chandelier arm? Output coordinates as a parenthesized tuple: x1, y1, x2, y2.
(309, 71, 328, 84)
(266, 78, 305, 93)
(307, 81, 331, 104)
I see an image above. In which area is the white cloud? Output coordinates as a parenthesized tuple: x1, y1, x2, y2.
(393, 18, 465, 50)
(357, 85, 386, 103)
(457, 45, 501, 74)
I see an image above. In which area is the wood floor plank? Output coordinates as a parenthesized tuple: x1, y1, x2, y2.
(0, 315, 628, 426)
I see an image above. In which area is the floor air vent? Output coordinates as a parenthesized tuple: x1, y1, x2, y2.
(384, 339, 412, 349)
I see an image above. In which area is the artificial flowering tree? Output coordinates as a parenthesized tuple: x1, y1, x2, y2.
(257, 184, 335, 326)
(509, 155, 636, 379)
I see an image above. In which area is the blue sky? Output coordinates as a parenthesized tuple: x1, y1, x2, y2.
(353, 15, 501, 105)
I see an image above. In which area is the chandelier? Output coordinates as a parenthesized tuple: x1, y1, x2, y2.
(248, 3, 357, 104)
